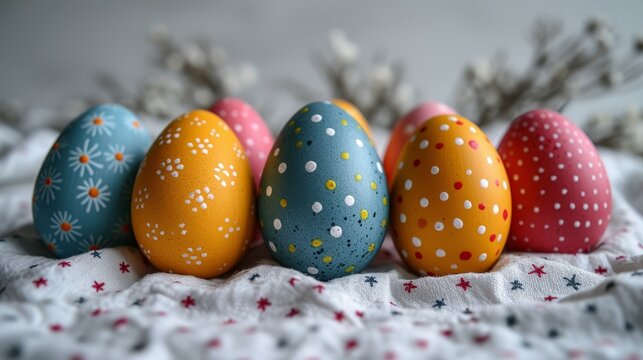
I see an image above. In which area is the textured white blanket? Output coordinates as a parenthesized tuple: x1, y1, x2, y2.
(0, 127, 642, 360)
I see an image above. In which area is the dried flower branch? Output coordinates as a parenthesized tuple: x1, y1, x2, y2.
(455, 16, 643, 126)
(585, 107, 643, 156)
(286, 30, 416, 128)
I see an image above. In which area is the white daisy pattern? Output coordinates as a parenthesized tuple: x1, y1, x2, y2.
(81, 111, 116, 137)
(48, 139, 68, 161)
(133, 187, 149, 210)
(69, 139, 103, 177)
(37, 166, 62, 204)
(76, 178, 111, 213)
(187, 137, 214, 155)
(185, 187, 215, 212)
(157, 127, 182, 146)
(104, 144, 131, 173)
(50, 211, 82, 242)
(76, 235, 110, 252)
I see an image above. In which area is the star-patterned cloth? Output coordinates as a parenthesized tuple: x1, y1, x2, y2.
(0, 127, 642, 359)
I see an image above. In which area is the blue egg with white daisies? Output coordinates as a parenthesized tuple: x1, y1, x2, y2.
(258, 101, 389, 280)
(32, 104, 151, 258)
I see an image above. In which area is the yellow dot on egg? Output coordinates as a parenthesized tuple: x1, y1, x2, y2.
(301, 107, 309, 113)
(295, 141, 303, 149)
(294, 127, 302, 134)
(341, 119, 348, 126)
(288, 120, 295, 127)
(345, 265, 355, 273)
(354, 173, 362, 182)
(382, 196, 388, 206)
(288, 244, 296, 253)
(311, 238, 323, 248)
(322, 255, 333, 263)
(325, 180, 336, 190)
(380, 219, 388, 227)
(340, 152, 350, 160)
(360, 209, 369, 220)
(370, 181, 377, 190)
(280, 198, 288, 208)
(368, 243, 375, 252)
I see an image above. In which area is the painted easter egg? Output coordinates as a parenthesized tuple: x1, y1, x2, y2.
(131, 110, 255, 278)
(259, 101, 388, 281)
(498, 109, 612, 253)
(210, 97, 274, 188)
(383, 101, 456, 185)
(391, 114, 511, 276)
(331, 99, 372, 139)
(32, 104, 151, 258)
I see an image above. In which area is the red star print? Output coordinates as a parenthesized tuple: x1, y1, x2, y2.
(528, 264, 547, 277)
(594, 266, 608, 275)
(57, 261, 71, 268)
(456, 277, 472, 291)
(49, 324, 63, 332)
(33, 277, 47, 288)
(206, 338, 221, 348)
(113, 317, 128, 328)
(474, 334, 491, 344)
(355, 310, 364, 318)
(312, 284, 325, 294)
(181, 295, 196, 308)
(334, 311, 345, 322)
(286, 308, 300, 317)
(257, 297, 271, 311)
(345, 339, 358, 350)
(544, 295, 558, 302)
(92, 281, 105, 292)
(441, 329, 453, 337)
(222, 318, 236, 325)
(403, 281, 418, 293)
(91, 308, 102, 317)
(416, 339, 429, 349)
(288, 277, 299, 286)
(119, 261, 130, 273)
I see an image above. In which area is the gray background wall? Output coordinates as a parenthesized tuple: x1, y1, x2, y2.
(1, 0, 641, 129)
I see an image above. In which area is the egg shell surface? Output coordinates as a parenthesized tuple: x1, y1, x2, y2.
(259, 101, 388, 281)
(32, 104, 151, 258)
(131, 110, 255, 278)
(498, 109, 612, 253)
(210, 97, 274, 188)
(391, 114, 511, 276)
(383, 101, 456, 185)
(331, 99, 373, 139)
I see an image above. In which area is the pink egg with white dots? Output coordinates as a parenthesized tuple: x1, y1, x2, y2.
(498, 109, 612, 253)
(211, 98, 274, 189)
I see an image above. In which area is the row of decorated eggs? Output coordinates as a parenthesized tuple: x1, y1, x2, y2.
(32, 99, 611, 280)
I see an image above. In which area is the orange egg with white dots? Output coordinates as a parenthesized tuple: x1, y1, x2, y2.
(131, 110, 255, 278)
(391, 114, 511, 276)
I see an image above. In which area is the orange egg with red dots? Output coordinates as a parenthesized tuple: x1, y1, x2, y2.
(391, 114, 511, 276)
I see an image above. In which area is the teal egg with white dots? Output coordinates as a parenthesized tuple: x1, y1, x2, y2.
(258, 101, 389, 280)
(32, 104, 151, 258)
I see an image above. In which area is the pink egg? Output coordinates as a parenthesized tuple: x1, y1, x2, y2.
(383, 101, 456, 185)
(210, 98, 274, 189)
(498, 109, 612, 253)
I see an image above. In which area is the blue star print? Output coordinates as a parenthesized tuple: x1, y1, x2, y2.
(364, 276, 377, 287)
(91, 250, 102, 258)
(432, 298, 446, 309)
(510, 280, 524, 290)
(563, 274, 581, 291)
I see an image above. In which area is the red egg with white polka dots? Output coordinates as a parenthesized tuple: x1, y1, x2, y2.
(211, 97, 274, 189)
(498, 109, 612, 253)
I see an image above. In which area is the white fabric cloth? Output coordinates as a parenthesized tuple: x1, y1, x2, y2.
(0, 126, 642, 360)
